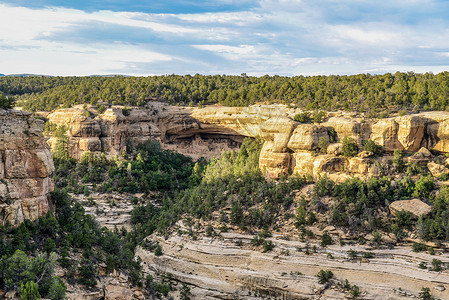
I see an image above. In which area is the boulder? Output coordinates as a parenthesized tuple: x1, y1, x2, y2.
(287, 124, 328, 151)
(347, 157, 371, 174)
(357, 151, 374, 158)
(326, 143, 343, 155)
(389, 199, 432, 218)
(427, 162, 449, 177)
(104, 285, 133, 300)
(417, 147, 432, 157)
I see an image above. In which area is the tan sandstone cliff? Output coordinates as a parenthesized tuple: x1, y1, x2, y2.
(46, 103, 449, 180)
(0, 110, 54, 226)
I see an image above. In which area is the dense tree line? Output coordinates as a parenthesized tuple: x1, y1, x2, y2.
(1, 72, 449, 114)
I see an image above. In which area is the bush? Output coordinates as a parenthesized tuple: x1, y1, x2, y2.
(412, 242, 427, 252)
(314, 176, 334, 198)
(262, 240, 275, 252)
(313, 111, 327, 123)
(350, 284, 361, 298)
(47, 277, 66, 300)
(154, 245, 163, 256)
(393, 150, 406, 172)
(413, 176, 434, 199)
(320, 231, 333, 247)
(341, 137, 358, 157)
(78, 259, 97, 287)
(122, 106, 130, 116)
(19, 281, 40, 300)
(362, 139, 382, 156)
(431, 258, 442, 271)
(371, 231, 382, 246)
(316, 270, 334, 284)
(294, 112, 311, 123)
(317, 137, 329, 154)
(97, 104, 106, 114)
(419, 287, 434, 300)
(0, 92, 15, 109)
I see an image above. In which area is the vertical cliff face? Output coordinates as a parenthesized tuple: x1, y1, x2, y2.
(0, 110, 54, 227)
(45, 103, 449, 180)
(46, 103, 243, 160)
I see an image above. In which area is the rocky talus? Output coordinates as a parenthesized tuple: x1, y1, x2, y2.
(46, 103, 449, 180)
(137, 231, 449, 300)
(0, 109, 54, 226)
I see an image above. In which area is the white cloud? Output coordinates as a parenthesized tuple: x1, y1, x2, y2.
(1, 1, 449, 75)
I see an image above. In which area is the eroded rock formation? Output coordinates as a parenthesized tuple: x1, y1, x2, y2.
(46, 103, 449, 179)
(46, 103, 242, 160)
(0, 110, 54, 226)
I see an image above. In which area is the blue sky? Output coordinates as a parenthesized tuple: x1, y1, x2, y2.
(1, 0, 449, 76)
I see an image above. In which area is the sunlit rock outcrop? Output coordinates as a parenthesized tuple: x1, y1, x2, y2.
(0, 110, 54, 226)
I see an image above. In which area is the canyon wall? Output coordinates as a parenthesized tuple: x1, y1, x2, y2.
(46, 103, 449, 179)
(0, 110, 54, 227)
(46, 103, 242, 160)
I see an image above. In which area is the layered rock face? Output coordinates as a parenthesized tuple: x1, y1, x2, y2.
(46, 103, 242, 160)
(46, 103, 449, 179)
(193, 107, 449, 179)
(0, 110, 54, 226)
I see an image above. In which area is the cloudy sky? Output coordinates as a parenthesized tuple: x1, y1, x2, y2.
(1, 0, 449, 76)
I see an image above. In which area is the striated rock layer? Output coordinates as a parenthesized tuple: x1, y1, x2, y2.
(46, 103, 243, 160)
(136, 232, 449, 300)
(0, 110, 54, 226)
(46, 103, 449, 179)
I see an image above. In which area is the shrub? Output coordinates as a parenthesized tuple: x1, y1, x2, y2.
(317, 137, 329, 154)
(262, 240, 275, 252)
(314, 176, 334, 198)
(413, 176, 434, 199)
(412, 242, 427, 252)
(321, 231, 333, 247)
(419, 287, 434, 300)
(19, 281, 40, 300)
(371, 231, 382, 246)
(313, 111, 327, 123)
(47, 277, 66, 300)
(97, 104, 106, 114)
(350, 284, 361, 298)
(362, 139, 382, 156)
(154, 245, 163, 256)
(393, 150, 406, 172)
(341, 137, 358, 157)
(0, 92, 15, 109)
(294, 112, 311, 123)
(78, 259, 97, 287)
(122, 106, 130, 116)
(316, 270, 334, 284)
(431, 259, 442, 271)
(347, 249, 358, 260)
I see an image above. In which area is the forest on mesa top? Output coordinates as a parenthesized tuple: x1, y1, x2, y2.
(1, 72, 449, 114)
